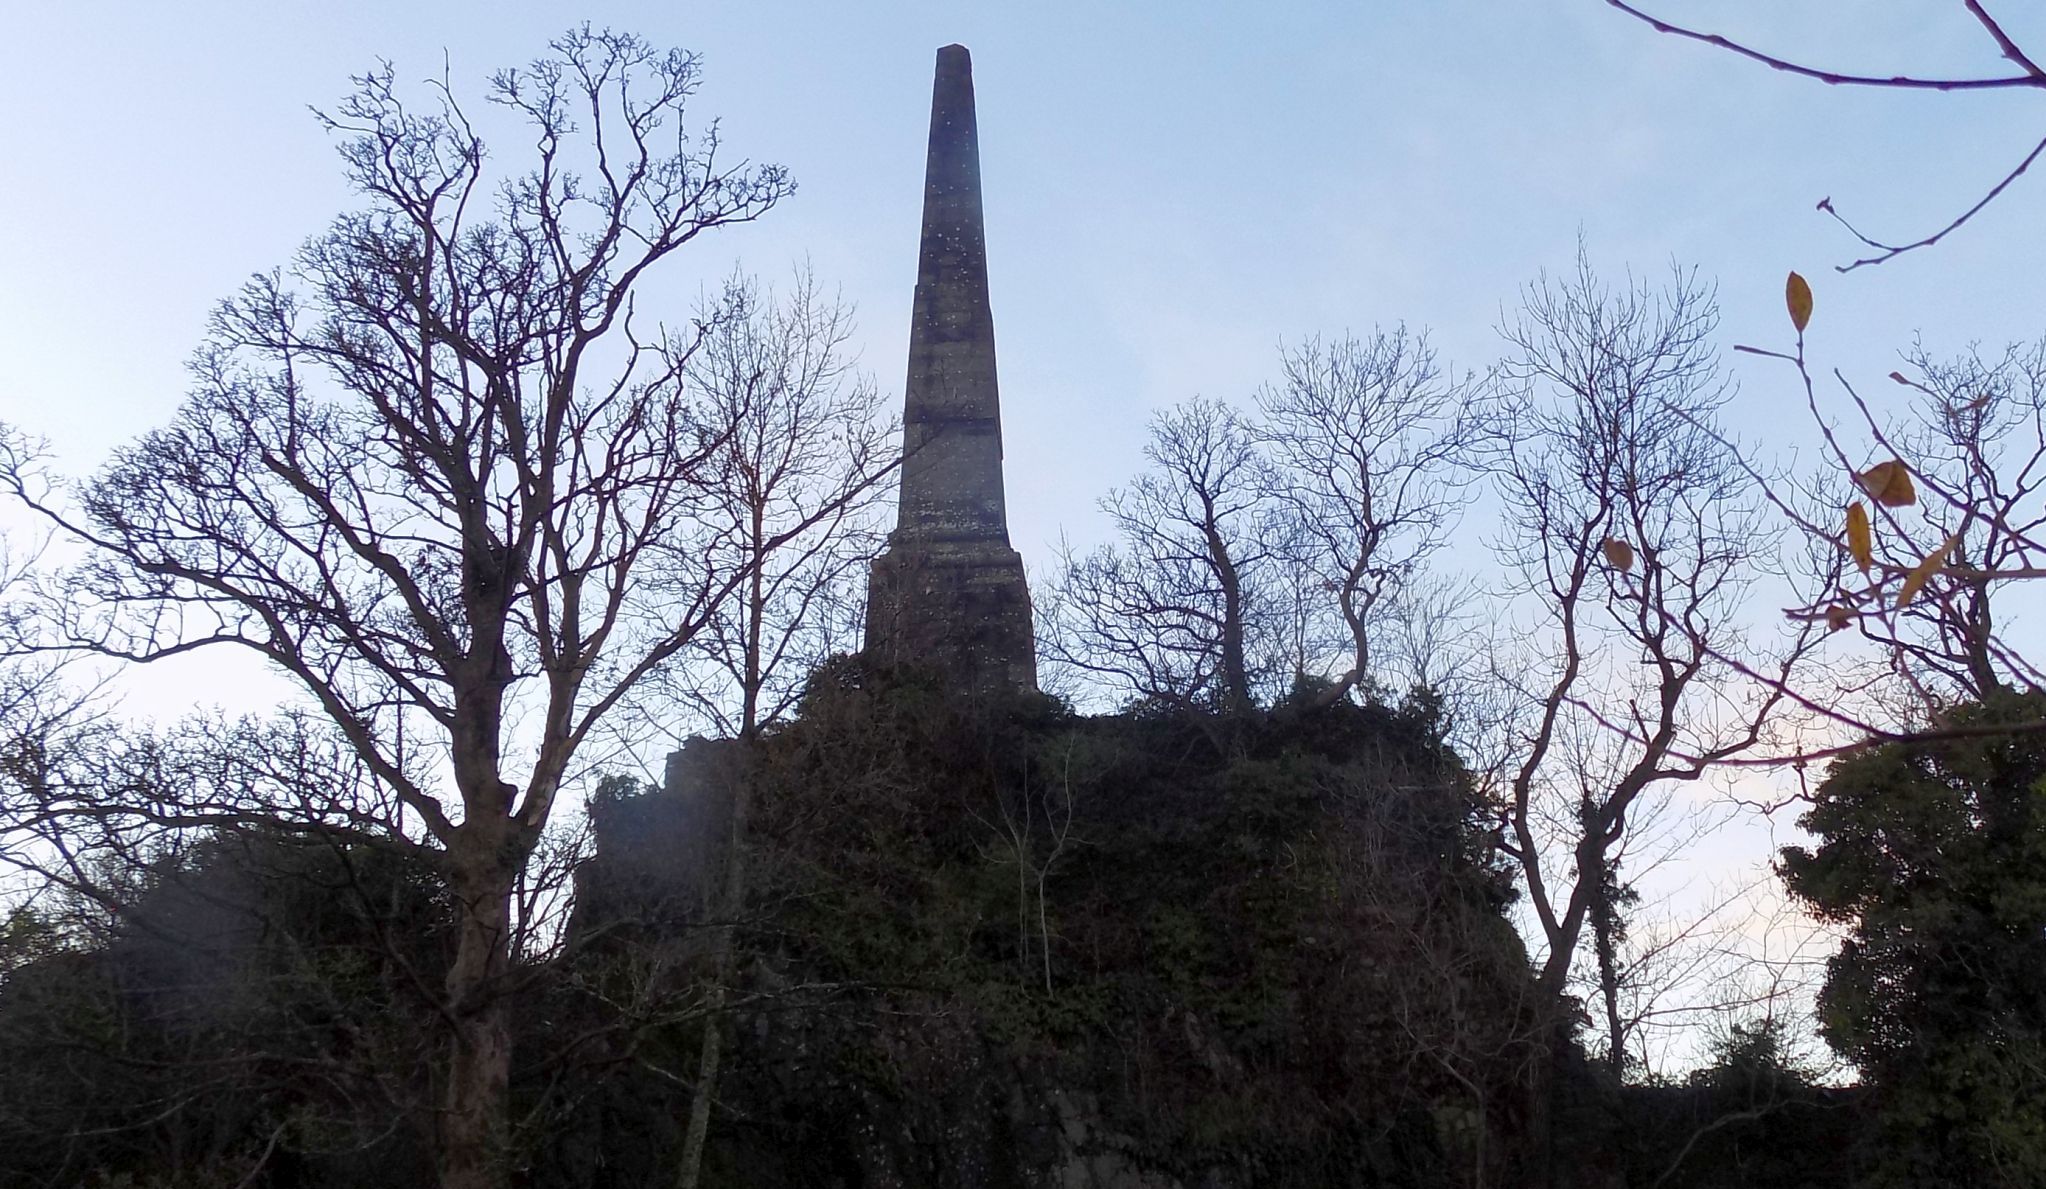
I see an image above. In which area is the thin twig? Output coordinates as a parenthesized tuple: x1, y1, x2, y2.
(1603, 1, 2040, 91)
(1822, 134, 2046, 272)
(1964, 1, 2046, 81)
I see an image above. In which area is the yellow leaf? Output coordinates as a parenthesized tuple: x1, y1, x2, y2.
(1786, 271, 1813, 333)
(1896, 533, 1958, 609)
(1856, 460, 1916, 508)
(1601, 537, 1635, 572)
(1845, 501, 1872, 575)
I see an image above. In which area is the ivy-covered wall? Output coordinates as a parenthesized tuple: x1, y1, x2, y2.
(562, 660, 1547, 1188)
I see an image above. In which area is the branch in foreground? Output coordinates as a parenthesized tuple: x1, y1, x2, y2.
(1604, 0, 2046, 269)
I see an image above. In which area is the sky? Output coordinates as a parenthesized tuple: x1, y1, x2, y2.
(4, 1, 2044, 1068)
(7, 1, 2045, 550)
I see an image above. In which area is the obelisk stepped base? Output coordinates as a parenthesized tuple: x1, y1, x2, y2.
(867, 539, 1036, 692)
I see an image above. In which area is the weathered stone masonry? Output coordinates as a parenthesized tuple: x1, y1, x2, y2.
(863, 44, 1039, 693)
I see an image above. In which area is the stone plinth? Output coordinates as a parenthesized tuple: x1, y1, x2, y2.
(868, 538, 1037, 691)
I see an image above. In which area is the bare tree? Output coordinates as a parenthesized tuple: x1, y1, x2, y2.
(1552, 787, 1822, 1083)
(659, 265, 894, 741)
(1692, 281, 2046, 758)
(1604, 0, 2046, 271)
(1051, 339, 1479, 719)
(1483, 253, 1818, 1022)
(963, 733, 1079, 997)
(1882, 341, 2046, 697)
(1605, 876, 1841, 1085)
(652, 266, 893, 1189)
(0, 29, 826, 1189)
(0, 714, 456, 1184)
(1788, 337, 2046, 705)
(1378, 574, 1522, 787)
(1595, 6, 2046, 755)
(1045, 397, 1286, 716)
(1255, 327, 1479, 705)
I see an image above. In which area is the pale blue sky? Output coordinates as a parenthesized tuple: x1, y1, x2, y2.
(5, 2, 2044, 562)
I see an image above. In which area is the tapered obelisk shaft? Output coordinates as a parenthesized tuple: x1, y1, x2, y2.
(865, 45, 1037, 690)
(895, 43, 1007, 541)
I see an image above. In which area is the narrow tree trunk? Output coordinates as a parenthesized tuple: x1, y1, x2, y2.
(1016, 835, 1032, 982)
(1200, 514, 1254, 716)
(1219, 561, 1251, 714)
(1582, 799, 1629, 1083)
(675, 750, 753, 1189)
(673, 990, 725, 1189)
(1962, 578, 2003, 697)
(676, 524, 767, 1189)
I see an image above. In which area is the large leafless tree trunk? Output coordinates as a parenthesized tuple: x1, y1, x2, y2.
(0, 29, 838, 1189)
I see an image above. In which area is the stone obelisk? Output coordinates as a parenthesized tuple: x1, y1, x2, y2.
(865, 44, 1037, 691)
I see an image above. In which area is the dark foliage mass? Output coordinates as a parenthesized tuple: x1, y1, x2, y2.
(0, 659, 1898, 1188)
(1781, 694, 2046, 1188)
(0, 834, 448, 1185)
(559, 661, 1549, 1188)
(1612, 1020, 1865, 1189)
